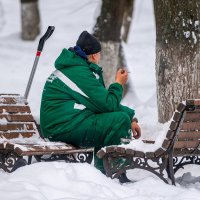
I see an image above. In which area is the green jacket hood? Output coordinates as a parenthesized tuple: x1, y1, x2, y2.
(54, 48, 88, 70)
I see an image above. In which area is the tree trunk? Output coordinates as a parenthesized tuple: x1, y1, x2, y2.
(154, 0, 200, 123)
(21, 0, 40, 40)
(93, 0, 133, 88)
(122, 0, 134, 43)
(118, 0, 134, 69)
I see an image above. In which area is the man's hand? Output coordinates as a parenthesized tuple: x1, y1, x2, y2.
(131, 121, 141, 139)
(115, 68, 128, 86)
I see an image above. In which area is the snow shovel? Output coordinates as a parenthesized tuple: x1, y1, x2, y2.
(24, 26, 55, 100)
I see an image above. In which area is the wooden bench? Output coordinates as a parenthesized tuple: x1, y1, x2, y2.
(97, 99, 200, 185)
(0, 94, 93, 173)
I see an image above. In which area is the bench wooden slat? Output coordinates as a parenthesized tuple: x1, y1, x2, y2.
(19, 148, 93, 156)
(0, 106, 31, 113)
(116, 147, 126, 154)
(0, 94, 20, 96)
(0, 96, 27, 105)
(135, 151, 145, 157)
(177, 103, 186, 112)
(184, 112, 200, 122)
(162, 139, 171, 149)
(0, 97, 17, 104)
(17, 145, 92, 156)
(0, 114, 34, 122)
(166, 130, 175, 139)
(177, 131, 200, 140)
(173, 112, 182, 122)
(5, 142, 77, 156)
(145, 152, 155, 158)
(170, 121, 179, 131)
(174, 148, 200, 156)
(154, 148, 165, 157)
(105, 146, 117, 153)
(125, 148, 135, 156)
(0, 123, 35, 131)
(174, 140, 200, 149)
(181, 122, 200, 131)
(0, 132, 36, 139)
(186, 99, 200, 106)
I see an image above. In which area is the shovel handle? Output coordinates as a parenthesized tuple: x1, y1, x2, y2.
(24, 26, 55, 100)
(37, 26, 55, 52)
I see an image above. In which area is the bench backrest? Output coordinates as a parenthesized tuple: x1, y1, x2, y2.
(97, 99, 200, 160)
(174, 100, 200, 156)
(0, 94, 41, 142)
(159, 100, 200, 156)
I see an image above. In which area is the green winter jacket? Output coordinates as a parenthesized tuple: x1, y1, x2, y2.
(40, 48, 135, 138)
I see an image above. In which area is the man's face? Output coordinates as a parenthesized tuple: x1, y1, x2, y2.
(88, 52, 101, 64)
(94, 52, 101, 64)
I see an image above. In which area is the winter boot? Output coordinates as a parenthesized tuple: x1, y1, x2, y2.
(118, 173, 131, 183)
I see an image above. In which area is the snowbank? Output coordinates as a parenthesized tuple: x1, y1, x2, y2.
(0, 162, 200, 200)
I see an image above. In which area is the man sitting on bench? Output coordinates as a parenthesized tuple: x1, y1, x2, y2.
(40, 31, 141, 183)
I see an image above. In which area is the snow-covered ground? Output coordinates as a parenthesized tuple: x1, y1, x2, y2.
(0, 0, 200, 199)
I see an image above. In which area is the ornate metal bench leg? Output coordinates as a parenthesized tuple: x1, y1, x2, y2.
(76, 152, 93, 164)
(103, 155, 113, 177)
(102, 154, 131, 179)
(173, 156, 200, 175)
(28, 156, 32, 165)
(102, 153, 170, 184)
(168, 152, 175, 185)
(34, 155, 42, 162)
(0, 151, 27, 172)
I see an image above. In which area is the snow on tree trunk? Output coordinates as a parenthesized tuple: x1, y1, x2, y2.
(21, 0, 40, 41)
(93, 0, 133, 88)
(100, 42, 120, 87)
(154, 0, 200, 123)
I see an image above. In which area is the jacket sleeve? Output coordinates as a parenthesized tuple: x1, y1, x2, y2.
(119, 105, 135, 120)
(64, 67, 130, 114)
